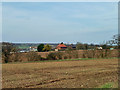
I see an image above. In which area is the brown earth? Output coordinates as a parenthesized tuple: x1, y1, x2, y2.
(2, 58, 118, 88)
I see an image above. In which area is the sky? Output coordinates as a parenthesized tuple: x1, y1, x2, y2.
(2, 2, 118, 44)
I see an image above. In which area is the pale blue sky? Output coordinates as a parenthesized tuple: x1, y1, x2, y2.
(2, 2, 118, 44)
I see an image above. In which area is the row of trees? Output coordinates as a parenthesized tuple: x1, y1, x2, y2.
(76, 42, 118, 50)
(76, 34, 120, 50)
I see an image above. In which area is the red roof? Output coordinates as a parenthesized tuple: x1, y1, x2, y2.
(57, 44, 67, 47)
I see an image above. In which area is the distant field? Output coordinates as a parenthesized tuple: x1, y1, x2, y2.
(2, 58, 118, 88)
(18, 45, 30, 49)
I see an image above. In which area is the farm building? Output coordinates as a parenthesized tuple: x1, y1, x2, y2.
(56, 42, 67, 50)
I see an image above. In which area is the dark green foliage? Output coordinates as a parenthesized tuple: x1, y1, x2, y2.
(37, 44, 44, 52)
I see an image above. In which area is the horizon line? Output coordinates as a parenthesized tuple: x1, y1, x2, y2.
(1, 41, 102, 45)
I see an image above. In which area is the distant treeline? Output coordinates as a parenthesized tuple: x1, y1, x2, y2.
(1, 42, 118, 63)
(1, 34, 120, 63)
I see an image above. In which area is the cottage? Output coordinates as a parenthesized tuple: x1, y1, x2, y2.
(56, 42, 67, 50)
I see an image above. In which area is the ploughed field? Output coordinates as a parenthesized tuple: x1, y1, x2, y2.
(2, 58, 118, 88)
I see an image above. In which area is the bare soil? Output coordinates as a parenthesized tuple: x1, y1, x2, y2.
(2, 58, 118, 88)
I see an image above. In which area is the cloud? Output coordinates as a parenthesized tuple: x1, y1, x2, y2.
(2, 2, 118, 43)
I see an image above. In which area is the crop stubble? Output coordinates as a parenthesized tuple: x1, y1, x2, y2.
(2, 58, 118, 88)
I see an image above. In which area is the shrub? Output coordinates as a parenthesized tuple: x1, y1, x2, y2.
(56, 52, 63, 59)
(72, 50, 79, 58)
(47, 52, 63, 60)
(68, 56, 72, 59)
(64, 56, 68, 59)
(2, 42, 17, 63)
(65, 50, 72, 59)
(87, 50, 94, 58)
(47, 52, 57, 60)
(26, 52, 42, 61)
(82, 50, 88, 58)
(82, 50, 95, 58)
(9, 53, 20, 62)
(65, 50, 79, 59)
(2, 54, 6, 63)
(82, 53, 86, 58)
